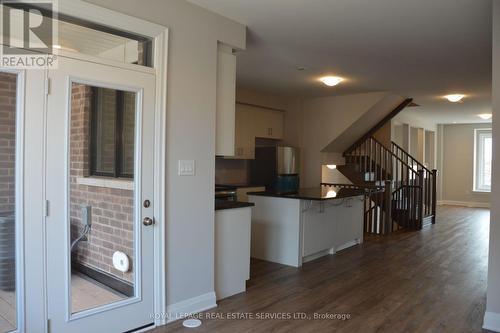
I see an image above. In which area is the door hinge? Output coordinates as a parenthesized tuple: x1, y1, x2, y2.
(45, 78, 51, 95)
(45, 200, 50, 217)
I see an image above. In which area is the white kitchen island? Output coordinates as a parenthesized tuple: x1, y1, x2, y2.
(248, 187, 365, 267)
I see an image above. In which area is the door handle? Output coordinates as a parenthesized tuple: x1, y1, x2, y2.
(143, 217, 154, 226)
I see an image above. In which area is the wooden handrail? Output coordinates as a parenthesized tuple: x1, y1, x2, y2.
(321, 183, 384, 190)
(344, 98, 413, 156)
(343, 135, 433, 233)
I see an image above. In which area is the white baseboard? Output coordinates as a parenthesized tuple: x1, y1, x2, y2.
(165, 292, 217, 324)
(336, 239, 361, 252)
(303, 249, 330, 264)
(437, 200, 490, 208)
(484, 311, 500, 332)
(304, 240, 361, 264)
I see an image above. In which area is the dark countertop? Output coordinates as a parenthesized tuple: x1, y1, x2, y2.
(247, 187, 366, 201)
(215, 183, 266, 190)
(215, 199, 255, 211)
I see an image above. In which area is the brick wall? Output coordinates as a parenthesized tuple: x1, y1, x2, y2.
(122, 92, 135, 174)
(95, 88, 117, 173)
(0, 73, 17, 215)
(70, 83, 135, 283)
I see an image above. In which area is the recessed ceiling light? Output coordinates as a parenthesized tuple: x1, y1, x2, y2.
(320, 76, 344, 87)
(53, 44, 62, 49)
(326, 164, 337, 170)
(296, 66, 306, 71)
(478, 113, 492, 120)
(444, 94, 465, 103)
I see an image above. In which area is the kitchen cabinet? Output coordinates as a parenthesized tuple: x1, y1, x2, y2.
(233, 105, 256, 159)
(302, 197, 364, 258)
(248, 193, 364, 267)
(215, 206, 252, 300)
(230, 103, 285, 159)
(215, 44, 236, 157)
(254, 109, 284, 140)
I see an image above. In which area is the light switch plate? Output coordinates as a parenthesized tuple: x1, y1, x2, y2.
(178, 160, 195, 176)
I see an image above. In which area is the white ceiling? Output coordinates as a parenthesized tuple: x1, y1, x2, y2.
(188, 0, 492, 124)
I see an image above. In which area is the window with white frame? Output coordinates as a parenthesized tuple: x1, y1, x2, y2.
(474, 128, 492, 192)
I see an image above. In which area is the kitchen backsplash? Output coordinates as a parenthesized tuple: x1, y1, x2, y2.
(215, 158, 249, 185)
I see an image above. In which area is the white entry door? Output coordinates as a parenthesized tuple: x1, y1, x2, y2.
(45, 56, 156, 333)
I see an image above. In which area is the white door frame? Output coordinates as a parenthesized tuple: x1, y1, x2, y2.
(0, 68, 26, 333)
(49, 0, 168, 330)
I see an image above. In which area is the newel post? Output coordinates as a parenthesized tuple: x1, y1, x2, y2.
(384, 180, 392, 234)
(431, 169, 438, 224)
(417, 169, 425, 229)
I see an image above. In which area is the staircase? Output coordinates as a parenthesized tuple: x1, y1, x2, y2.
(330, 136, 437, 235)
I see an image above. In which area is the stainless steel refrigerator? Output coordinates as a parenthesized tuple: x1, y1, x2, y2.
(250, 146, 300, 194)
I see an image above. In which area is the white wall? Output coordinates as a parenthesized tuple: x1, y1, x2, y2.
(425, 130, 436, 169)
(393, 109, 438, 132)
(89, 0, 246, 316)
(393, 110, 438, 166)
(321, 93, 405, 153)
(439, 123, 491, 207)
(485, 2, 500, 331)
(301, 92, 398, 187)
(321, 166, 351, 184)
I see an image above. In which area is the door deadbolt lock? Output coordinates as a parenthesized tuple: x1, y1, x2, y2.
(143, 217, 154, 226)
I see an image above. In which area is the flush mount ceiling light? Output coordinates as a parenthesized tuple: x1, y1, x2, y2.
(444, 94, 465, 103)
(326, 164, 337, 170)
(478, 113, 492, 120)
(326, 190, 337, 198)
(319, 76, 344, 87)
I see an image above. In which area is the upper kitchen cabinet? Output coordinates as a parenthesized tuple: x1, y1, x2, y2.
(254, 108, 284, 139)
(216, 44, 237, 157)
(233, 104, 257, 159)
(229, 103, 285, 159)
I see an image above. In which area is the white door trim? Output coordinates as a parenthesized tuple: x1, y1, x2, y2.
(0, 68, 26, 333)
(152, 30, 168, 327)
(52, 0, 169, 329)
(14, 69, 26, 333)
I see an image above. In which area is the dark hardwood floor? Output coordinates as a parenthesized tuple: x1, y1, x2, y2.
(155, 206, 493, 333)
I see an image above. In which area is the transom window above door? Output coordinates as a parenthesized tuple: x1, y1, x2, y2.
(0, 2, 153, 67)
